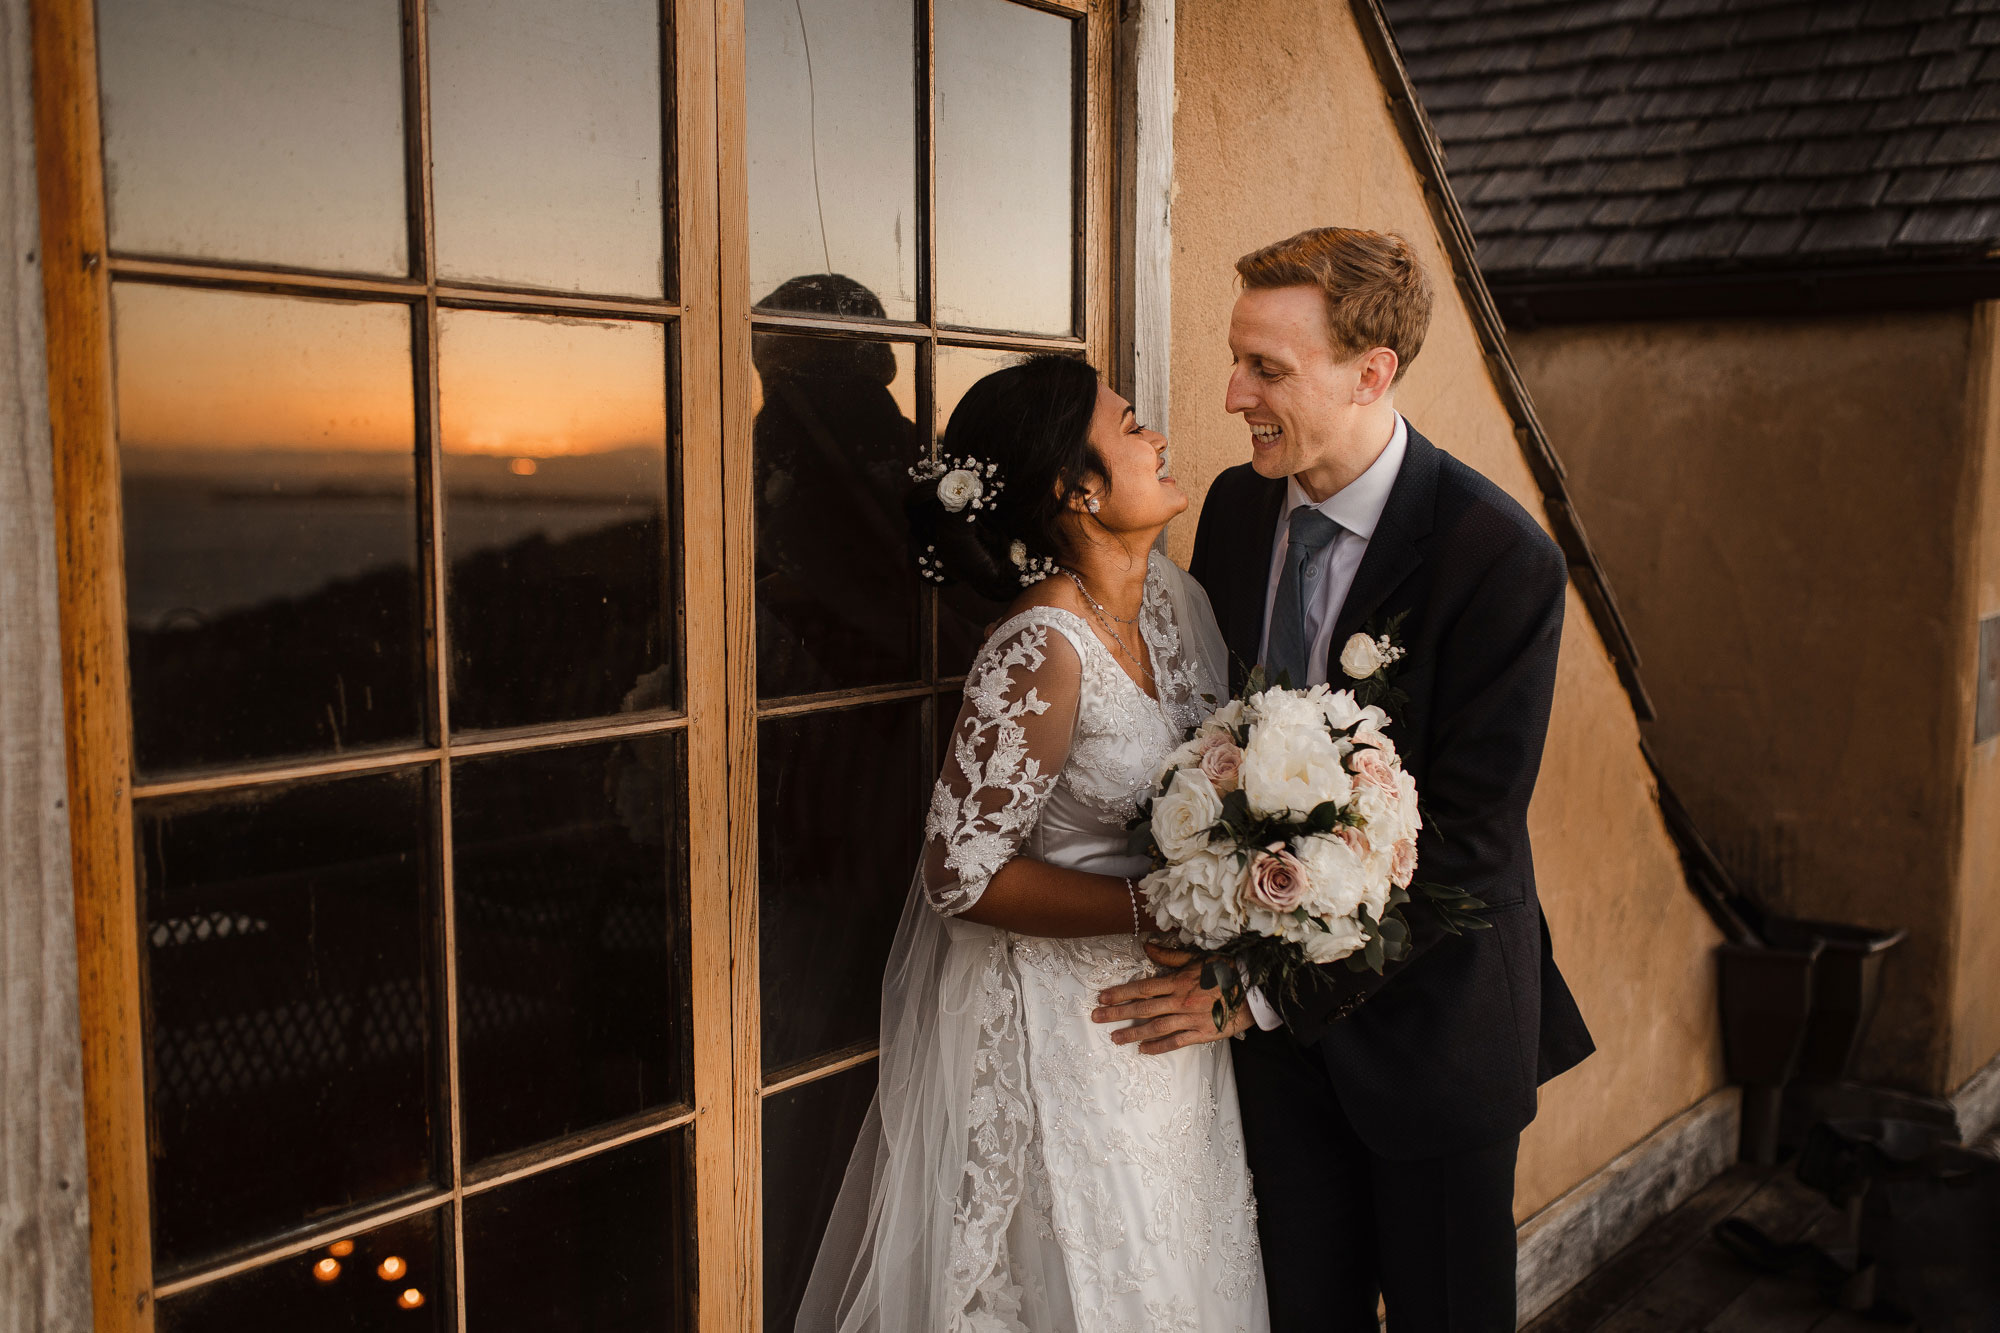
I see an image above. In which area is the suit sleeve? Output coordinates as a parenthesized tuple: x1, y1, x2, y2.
(1283, 531, 1568, 1045)
(1188, 468, 1229, 596)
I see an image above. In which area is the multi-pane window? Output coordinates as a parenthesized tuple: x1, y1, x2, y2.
(744, 0, 1092, 1325)
(100, 0, 694, 1323)
(59, 0, 1104, 1323)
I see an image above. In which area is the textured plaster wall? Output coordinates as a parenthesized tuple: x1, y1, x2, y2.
(1953, 305, 2000, 1093)
(1168, 0, 1724, 1219)
(1513, 313, 1978, 1094)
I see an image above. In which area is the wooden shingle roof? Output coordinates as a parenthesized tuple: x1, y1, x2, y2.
(1382, 0, 2000, 306)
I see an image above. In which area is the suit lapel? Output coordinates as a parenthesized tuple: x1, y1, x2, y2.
(1328, 427, 1438, 655)
(1224, 472, 1287, 681)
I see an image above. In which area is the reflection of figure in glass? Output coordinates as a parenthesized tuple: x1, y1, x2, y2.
(753, 274, 920, 697)
(798, 356, 1269, 1331)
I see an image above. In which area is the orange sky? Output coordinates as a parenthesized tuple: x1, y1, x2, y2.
(115, 284, 667, 459)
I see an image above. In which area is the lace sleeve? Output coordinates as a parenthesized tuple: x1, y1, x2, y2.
(921, 615, 1084, 915)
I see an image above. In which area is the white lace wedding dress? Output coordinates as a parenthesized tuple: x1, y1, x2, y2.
(797, 551, 1270, 1333)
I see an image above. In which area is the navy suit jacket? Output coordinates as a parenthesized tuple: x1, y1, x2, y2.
(1190, 425, 1594, 1159)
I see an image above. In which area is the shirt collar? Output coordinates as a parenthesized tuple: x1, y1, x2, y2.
(1282, 413, 1407, 540)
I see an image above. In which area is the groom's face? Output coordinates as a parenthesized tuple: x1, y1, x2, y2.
(1225, 285, 1377, 490)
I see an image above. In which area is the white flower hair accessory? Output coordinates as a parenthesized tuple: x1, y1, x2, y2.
(1008, 538, 1058, 587)
(910, 451, 1005, 523)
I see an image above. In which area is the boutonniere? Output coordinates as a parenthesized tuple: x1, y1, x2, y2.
(1340, 611, 1409, 711)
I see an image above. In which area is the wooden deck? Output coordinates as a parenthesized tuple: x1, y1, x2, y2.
(1523, 1164, 1909, 1333)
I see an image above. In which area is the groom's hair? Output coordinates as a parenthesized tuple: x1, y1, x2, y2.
(1235, 228, 1433, 384)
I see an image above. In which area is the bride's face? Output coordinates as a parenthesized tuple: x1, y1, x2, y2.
(1079, 384, 1185, 532)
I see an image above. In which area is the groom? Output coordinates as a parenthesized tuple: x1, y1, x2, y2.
(1093, 227, 1594, 1331)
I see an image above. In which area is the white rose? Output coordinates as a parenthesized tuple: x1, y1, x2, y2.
(1008, 538, 1028, 568)
(1303, 920, 1368, 963)
(1152, 768, 1225, 863)
(1318, 687, 1365, 732)
(1240, 721, 1351, 819)
(936, 468, 983, 512)
(1340, 632, 1385, 679)
(1201, 698, 1246, 737)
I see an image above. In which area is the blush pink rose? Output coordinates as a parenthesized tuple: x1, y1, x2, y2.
(1247, 842, 1311, 912)
(1197, 734, 1244, 793)
(1390, 838, 1418, 889)
(1351, 747, 1399, 795)
(1336, 826, 1370, 857)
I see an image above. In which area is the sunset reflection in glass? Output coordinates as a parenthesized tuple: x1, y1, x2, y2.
(97, 0, 408, 275)
(438, 310, 676, 731)
(747, 0, 919, 321)
(428, 0, 667, 296)
(114, 283, 422, 775)
(936, 0, 1076, 334)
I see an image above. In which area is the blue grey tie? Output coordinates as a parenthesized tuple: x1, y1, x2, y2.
(1267, 507, 1342, 688)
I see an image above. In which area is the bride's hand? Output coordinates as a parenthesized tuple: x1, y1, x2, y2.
(1090, 941, 1252, 1053)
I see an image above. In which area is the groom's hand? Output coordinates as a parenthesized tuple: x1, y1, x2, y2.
(1091, 942, 1252, 1053)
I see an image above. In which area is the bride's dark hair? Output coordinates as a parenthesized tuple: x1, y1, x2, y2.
(908, 354, 1103, 603)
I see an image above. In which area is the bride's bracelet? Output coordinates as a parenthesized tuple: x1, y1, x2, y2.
(1123, 877, 1142, 937)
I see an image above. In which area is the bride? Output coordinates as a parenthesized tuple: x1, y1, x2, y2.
(797, 355, 1270, 1333)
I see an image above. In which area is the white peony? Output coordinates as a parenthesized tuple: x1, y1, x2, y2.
(1240, 717, 1351, 818)
(936, 468, 983, 512)
(1152, 768, 1225, 863)
(1294, 832, 1372, 920)
(1146, 847, 1244, 946)
(1340, 632, 1385, 679)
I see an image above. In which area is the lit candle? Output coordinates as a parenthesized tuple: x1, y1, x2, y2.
(376, 1256, 407, 1281)
(328, 1240, 354, 1258)
(397, 1288, 426, 1310)
(312, 1258, 341, 1283)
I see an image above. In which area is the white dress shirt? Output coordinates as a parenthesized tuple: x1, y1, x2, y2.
(1243, 413, 1409, 1032)
(1256, 413, 1409, 687)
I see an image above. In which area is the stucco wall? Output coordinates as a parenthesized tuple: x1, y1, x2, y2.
(1169, 0, 1724, 1219)
(1512, 313, 1980, 1094)
(1954, 305, 2000, 1093)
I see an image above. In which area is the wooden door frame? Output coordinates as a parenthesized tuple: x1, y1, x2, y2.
(31, 0, 739, 1327)
(711, 0, 1116, 1324)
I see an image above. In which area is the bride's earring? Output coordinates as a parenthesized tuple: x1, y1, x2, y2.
(1086, 496, 1101, 514)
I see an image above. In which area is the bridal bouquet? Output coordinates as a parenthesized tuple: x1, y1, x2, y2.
(1128, 655, 1487, 1027)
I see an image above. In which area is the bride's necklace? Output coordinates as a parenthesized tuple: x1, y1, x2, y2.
(1061, 569, 1155, 691)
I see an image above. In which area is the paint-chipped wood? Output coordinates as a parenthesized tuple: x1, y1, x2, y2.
(2, 0, 92, 1329)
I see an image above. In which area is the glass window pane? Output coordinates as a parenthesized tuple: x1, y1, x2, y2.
(139, 769, 437, 1271)
(156, 1208, 449, 1332)
(116, 284, 423, 777)
(753, 333, 922, 699)
(935, 0, 1075, 334)
(97, 0, 408, 275)
(439, 310, 677, 732)
(933, 344, 1027, 674)
(429, 0, 667, 297)
(762, 1064, 877, 1332)
(462, 1132, 690, 1331)
(758, 700, 926, 1073)
(747, 0, 919, 322)
(453, 736, 690, 1165)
